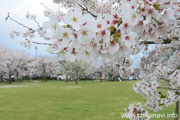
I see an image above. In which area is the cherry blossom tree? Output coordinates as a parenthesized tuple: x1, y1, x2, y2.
(6, 0, 180, 119)
(128, 46, 180, 120)
(61, 60, 93, 84)
(93, 59, 118, 81)
(0, 46, 61, 82)
(94, 58, 133, 81)
(31, 56, 61, 81)
(0, 46, 11, 82)
(0, 46, 30, 83)
(12, 51, 30, 81)
(26, 59, 37, 81)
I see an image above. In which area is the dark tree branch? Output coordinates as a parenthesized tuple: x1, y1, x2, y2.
(175, 92, 179, 120)
(141, 38, 172, 45)
(32, 41, 52, 45)
(6, 13, 35, 31)
(25, 39, 52, 45)
(40, 3, 55, 14)
(34, 19, 41, 28)
(122, 57, 126, 66)
(78, 3, 97, 18)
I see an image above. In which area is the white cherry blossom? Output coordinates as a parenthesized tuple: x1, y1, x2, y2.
(63, 8, 84, 30)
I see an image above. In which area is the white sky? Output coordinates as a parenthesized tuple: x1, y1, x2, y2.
(0, 0, 59, 57)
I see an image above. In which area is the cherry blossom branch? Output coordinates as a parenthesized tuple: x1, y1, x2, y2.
(34, 19, 41, 28)
(40, 3, 55, 14)
(25, 39, 52, 45)
(168, 65, 180, 75)
(31, 41, 52, 45)
(122, 57, 126, 66)
(78, 3, 97, 18)
(6, 13, 35, 31)
(141, 38, 172, 44)
(169, 69, 177, 75)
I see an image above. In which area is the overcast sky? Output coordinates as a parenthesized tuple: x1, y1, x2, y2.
(0, 0, 60, 57)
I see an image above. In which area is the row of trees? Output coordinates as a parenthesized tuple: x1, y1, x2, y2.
(0, 45, 141, 84)
(0, 46, 61, 83)
(0, 46, 128, 83)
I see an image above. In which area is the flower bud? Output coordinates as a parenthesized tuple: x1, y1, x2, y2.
(140, 4, 145, 10)
(150, 6, 154, 10)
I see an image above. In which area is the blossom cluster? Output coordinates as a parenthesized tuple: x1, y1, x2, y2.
(115, 58, 133, 78)
(42, 0, 179, 62)
(133, 79, 162, 112)
(170, 70, 180, 90)
(125, 103, 150, 120)
(134, 46, 180, 113)
(8, 0, 180, 62)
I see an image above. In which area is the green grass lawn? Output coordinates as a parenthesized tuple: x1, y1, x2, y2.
(0, 80, 178, 120)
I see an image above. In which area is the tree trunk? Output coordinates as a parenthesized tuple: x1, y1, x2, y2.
(66, 75, 68, 82)
(30, 75, 32, 81)
(21, 76, 24, 82)
(0, 75, 3, 82)
(175, 92, 179, 120)
(100, 73, 102, 82)
(108, 74, 112, 81)
(43, 75, 46, 82)
(74, 77, 80, 85)
(9, 74, 12, 84)
(44, 76, 47, 82)
(75, 79, 78, 85)
(9, 79, 12, 84)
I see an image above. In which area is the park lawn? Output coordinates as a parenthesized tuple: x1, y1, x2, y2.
(0, 80, 177, 120)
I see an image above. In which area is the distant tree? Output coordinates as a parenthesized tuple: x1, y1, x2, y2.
(12, 51, 30, 81)
(32, 56, 61, 81)
(95, 58, 133, 81)
(0, 46, 30, 83)
(26, 59, 37, 81)
(0, 47, 11, 82)
(61, 60, 93, 84)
